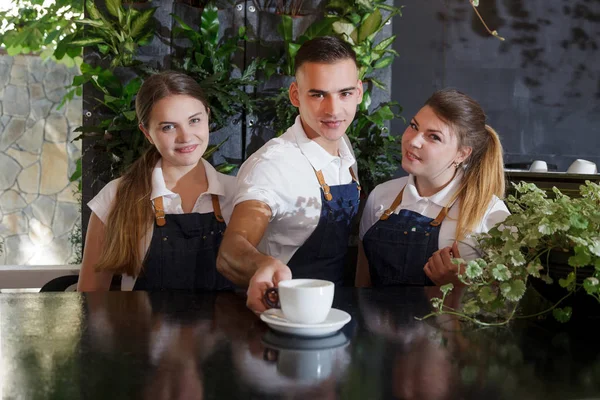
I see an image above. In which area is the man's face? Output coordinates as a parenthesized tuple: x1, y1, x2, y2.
(289, 59, 363, 144)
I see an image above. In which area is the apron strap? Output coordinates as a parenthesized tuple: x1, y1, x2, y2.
(313, 168, 333, 201)
(380, 188, 405, 221)
(313, 167, 361, 202)
(349, 167, 361, 193)
(153, 196, 167, 227)
(211, 194, 225, 223)
(379, 185, 450, 226)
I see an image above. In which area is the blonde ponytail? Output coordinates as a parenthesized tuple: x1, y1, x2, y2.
(453, 125, 505, 240)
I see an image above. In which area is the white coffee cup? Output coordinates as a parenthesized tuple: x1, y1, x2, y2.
(265, 279, 334, 324)
(529, 160, 548, 172)
(567, 159, 598, 174)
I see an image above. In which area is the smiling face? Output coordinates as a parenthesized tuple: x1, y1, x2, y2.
(289, 59, 363, 147)
(401, 105, 472, 187)
(139, 94, 210, 170)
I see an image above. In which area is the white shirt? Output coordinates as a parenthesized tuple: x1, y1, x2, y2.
(88, 158, 236, 289)
(234, 116, 358, 264)
(359, 172, 510, 262)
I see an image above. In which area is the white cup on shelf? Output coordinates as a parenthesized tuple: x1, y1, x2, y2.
(567, 159, 598, 174)
(529, 160, 548, 172)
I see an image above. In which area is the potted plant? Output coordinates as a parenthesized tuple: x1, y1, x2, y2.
(424, 180, 600, 326)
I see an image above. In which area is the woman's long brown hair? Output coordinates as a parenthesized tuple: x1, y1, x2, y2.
(425, 89, 505, 241)
(95, 71, 209, 276)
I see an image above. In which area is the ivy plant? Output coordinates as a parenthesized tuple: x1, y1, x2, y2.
(423, 181, 600, 326)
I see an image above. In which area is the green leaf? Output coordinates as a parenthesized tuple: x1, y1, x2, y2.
(558, 272, 576, 291)
(500, 279, 526, 302)
(69, 157, 82, 183)
(106, 0, 122, 19)
(130, 7, 156, 39)
(300, 18, 335, 42)
(122, 110, 137, 121)
(492, 264, 511, 281)
(374, 35, 396, 52)
(569, 245, 592, 267)
(462, 300, 480, 315)
(373, 56, 394, 69)
(589, 239, 600, 257)
(358, 9, 382, 43)
(85, 0, 103, 21)
(440, 283, 454, 296)
(69, 37, 106, 47)
(478, 286, 497, 304)
(278, 15, 293, 43)
(552, 306, 572, 323)
(200, 5, 219, 45)
(465, 260, 484, 279)
(332, 21, 356, 45)
(583, 277, 600, 295)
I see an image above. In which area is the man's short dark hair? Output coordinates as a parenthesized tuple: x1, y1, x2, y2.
(294, 36, 358, 74)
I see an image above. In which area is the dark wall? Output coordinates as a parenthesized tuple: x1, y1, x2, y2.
(391, 0, 600, 173)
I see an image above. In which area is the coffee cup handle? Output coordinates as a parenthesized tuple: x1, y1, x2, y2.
(264, 287, 280, 308)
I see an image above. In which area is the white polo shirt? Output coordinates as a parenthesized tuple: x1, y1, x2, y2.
(234, 116, 358, 264)
(359, 171, 510, 262)
(88, 158, 236, 289)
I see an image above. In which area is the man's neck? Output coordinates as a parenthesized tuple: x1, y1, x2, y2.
(312, 136, 340, 156)
(300, 119, 340, 156)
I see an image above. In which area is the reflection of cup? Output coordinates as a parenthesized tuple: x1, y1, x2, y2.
(276, 348, 334, 381)
(567, 159, 598, 174)
(529, 160, 548, 172)
(262, 331, 348, 383)
(264, 279, 334, 324)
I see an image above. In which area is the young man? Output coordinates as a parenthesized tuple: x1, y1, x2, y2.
(216, 36, 363, 312)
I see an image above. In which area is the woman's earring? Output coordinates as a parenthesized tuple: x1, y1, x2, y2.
(453, 161, 460, 169)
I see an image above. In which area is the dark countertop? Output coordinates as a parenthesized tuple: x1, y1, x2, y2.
(1, 288, 599, 399)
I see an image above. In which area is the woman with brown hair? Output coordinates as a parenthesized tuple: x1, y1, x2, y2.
(78, 71, 235, 291)
(356, 88, 510, 287)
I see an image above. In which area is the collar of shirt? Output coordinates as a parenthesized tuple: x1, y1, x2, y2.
(150, 158, 225, 202)
(402, 169, 464, 209)
(290, 116, 356, 173)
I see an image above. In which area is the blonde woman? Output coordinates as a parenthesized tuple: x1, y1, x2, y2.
(78, 71, 235, 291)
(356, 89, 510, 287)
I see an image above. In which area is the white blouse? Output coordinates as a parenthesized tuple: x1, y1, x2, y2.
(359, 172, 510, 262)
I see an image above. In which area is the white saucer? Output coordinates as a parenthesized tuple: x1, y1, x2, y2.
(260, 308, 351, 337)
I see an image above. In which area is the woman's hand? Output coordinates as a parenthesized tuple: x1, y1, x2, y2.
(423, 241, 465, 287)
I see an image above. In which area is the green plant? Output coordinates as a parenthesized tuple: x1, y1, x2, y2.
(0, 0, 83, 65)
(71, 0, 157, 68)
(348, 101, 402, 193)
(325, 0, 402, 86)
(423, 181, 600, 326)
(170, 5, 260, 131)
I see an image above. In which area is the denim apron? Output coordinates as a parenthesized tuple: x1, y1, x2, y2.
(362, 186, 450, 287)
(286, 168, 360, 285)
(133, 195, 234, 291)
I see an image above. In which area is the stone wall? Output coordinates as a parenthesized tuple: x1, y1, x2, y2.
(0, 54, 81, 265)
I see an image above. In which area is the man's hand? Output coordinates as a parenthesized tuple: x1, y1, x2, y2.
(246, 260, 292, 314)
(424, 241, 465, 287)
